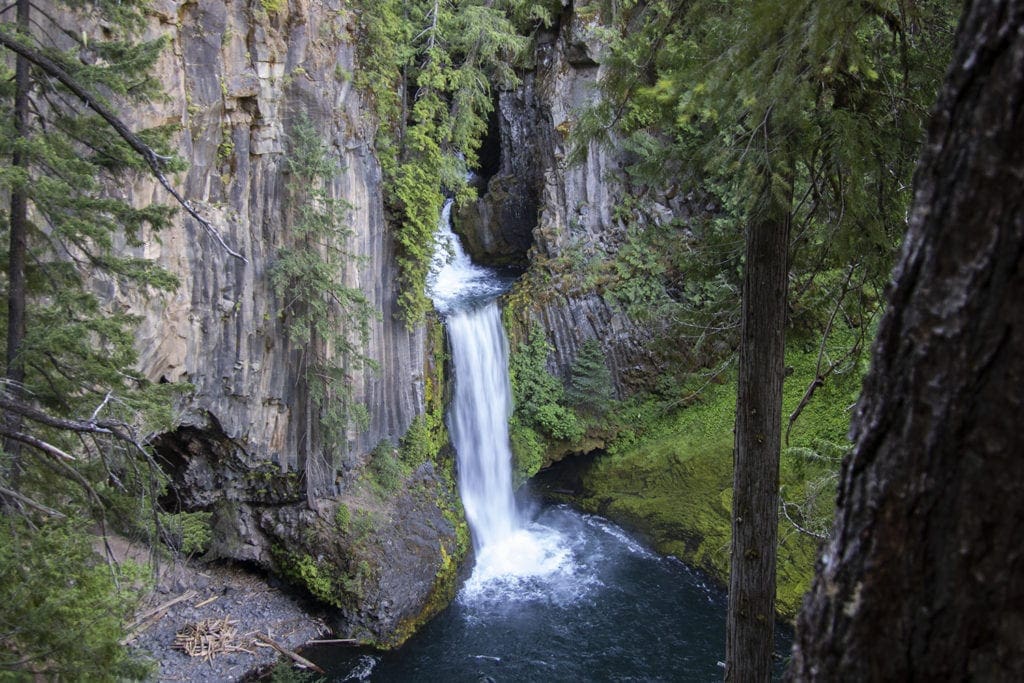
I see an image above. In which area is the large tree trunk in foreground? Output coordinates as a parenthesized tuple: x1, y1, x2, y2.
(725, 166, 791, 681)
(789, 0, 1024, 678)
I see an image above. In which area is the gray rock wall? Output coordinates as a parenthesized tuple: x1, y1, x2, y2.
(90, 1, 461, 646)
(118, 1, 425, 476)
(468, 13, 663, 395)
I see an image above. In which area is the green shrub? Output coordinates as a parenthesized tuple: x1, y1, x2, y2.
(0, 518, 152, 679)
(159, 510, 212, 556)
(370, 440, 404, 492)
(534, 403, 585, 442)
(334, 503, 351, 532)
(509, 420, 545, 487)
(261, 0, 287, 14)
(508, 323, 584, 444)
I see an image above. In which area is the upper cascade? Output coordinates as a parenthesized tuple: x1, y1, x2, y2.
(426, 200, 513, 315)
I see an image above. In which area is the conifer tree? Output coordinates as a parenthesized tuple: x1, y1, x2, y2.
(575, 0, 957, 678)
(272, 116, 378, 504)
(0, 0, 180, 502)
(567, 338, 614, 418)
(0, 2, 220, 674)
(791, 0, 1024, 675)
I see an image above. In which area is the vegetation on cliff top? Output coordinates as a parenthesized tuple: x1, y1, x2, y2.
(355, 0, 554, 324)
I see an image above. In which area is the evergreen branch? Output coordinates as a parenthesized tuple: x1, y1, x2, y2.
(0, 29, 247, 263)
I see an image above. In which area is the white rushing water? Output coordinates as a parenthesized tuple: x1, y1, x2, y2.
(427, 202, 575, 599)
(445, 304, 518, 549)
(325, 201, 774, 679)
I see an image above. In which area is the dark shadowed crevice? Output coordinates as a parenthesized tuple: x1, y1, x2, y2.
(152, 417, 303, 513)
(474, 100, 502, 186)
(454, 94, 539, 269)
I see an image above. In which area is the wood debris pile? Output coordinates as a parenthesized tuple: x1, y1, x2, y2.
(173, 617, 253, 660)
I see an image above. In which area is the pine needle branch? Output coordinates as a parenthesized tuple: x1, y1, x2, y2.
(0, 29, 247, 262)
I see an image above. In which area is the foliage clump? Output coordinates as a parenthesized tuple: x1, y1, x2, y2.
(0, 518, 152, 679)
(369, 440, 404, 493)
(159, 510, 213, 556)
(508, 325, 583, 440)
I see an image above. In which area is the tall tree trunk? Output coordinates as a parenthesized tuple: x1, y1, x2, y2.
(4, 0, 31, 486)
(789, 0, 1024, 678)
(725, 162, 791, 681)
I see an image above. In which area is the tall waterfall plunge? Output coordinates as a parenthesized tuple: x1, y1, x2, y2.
(446, 305, 518, 550)
(321, 203, 764, 681)
(427, 202, 571, 593)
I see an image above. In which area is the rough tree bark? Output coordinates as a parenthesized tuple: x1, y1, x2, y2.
(3, 0, 31, 487)
(789, 0, 1024, 678)
(725, 156, 791, 681)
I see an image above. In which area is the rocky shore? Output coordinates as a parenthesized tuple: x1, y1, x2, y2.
(124, 552, 329, 682)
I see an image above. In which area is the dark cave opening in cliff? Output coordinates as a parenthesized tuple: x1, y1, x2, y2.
(473, 99, 502, 188)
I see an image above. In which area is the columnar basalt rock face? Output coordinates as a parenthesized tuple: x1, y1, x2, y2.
(84, 0, 688, 645)
(91, 1, 452, 645)
(477, 16, 669, 396)
(120, 2, 426, 472)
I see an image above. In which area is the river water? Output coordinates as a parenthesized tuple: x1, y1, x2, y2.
(312, 204, 789, 680)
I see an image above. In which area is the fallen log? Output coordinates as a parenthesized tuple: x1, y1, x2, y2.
(255, 633, 325, 674)
(121, 590, 200, 643)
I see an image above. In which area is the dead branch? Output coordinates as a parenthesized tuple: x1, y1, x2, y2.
(785, 264, 859, 445)
(120, 589, 199, 645)
(780, 497, 830, 541)
(255, 633, 326, 673)
(0, 483, 66, 517)
(128, 590, 199, 630)
(2, 429, 76, 460)
(174, 617, 246, 661)
(0, 393, 114, 436)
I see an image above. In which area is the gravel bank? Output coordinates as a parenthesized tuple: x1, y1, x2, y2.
(125, 556, 330, 682)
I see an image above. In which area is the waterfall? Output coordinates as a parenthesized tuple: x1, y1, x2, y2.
(427, 201, 520, 550)
(446, 304, 519, 550)
(428, 202, 570, 594)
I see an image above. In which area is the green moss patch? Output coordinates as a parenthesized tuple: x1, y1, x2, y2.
(574, 342, 861, 619)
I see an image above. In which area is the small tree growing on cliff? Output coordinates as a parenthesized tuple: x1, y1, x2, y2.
(567, 339, 614, 419)
(272, 115, 379, 505)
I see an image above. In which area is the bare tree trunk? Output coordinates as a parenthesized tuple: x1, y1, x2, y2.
(4, 0, 31, 487)
(725, 160, 791, 681)
(789, 0, 1024, 678)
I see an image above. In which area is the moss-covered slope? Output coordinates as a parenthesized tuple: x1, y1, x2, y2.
(566, 344, 862, 619)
